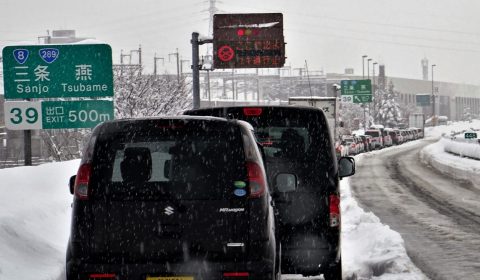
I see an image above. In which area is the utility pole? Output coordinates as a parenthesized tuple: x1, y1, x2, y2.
(362, 55, 368, 79)
(120, 49, 131, 76)
(180, 59, 190, 77)
(431, 64, 436, 126)
(205, 0, 218, 60)
(130, 45, 142, 75)
(372, 62, 378, 122)
(153, 53, 164, 76)
(169, 48, 180, 84)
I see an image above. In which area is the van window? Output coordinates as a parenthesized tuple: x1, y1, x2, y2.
(365, 131, 380, 137)
(91, 123, 246, 199)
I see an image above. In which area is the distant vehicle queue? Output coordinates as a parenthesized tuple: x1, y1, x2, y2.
(335, 126, 424, 157)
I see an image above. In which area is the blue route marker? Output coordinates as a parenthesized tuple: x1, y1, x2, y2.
(39, 48, 60, 63)
(13, 49, 29, 64)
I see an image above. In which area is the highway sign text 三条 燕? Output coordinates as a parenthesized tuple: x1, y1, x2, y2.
(2, 44, 113, 99)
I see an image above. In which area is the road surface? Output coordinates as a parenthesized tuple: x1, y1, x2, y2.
(350, 139, 480, 280)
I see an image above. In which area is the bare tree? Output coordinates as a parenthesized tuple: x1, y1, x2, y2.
(114, 68, 192, 118)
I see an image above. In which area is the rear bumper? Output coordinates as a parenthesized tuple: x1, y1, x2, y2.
(66, 258, 274, 280)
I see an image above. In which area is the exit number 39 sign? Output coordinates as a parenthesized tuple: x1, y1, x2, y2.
(4, 100, 114, 130)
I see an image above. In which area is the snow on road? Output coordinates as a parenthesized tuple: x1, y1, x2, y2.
(0, 121, 478, 280)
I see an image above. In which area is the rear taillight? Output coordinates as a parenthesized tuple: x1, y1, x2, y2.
(74, 163, 92, 200)
(243, 107, 263, 116)
(329, 194, 340, 227)
(89, 273, 116, 279)
(246, 161, 266, 198)
(223, 272, 249, 277)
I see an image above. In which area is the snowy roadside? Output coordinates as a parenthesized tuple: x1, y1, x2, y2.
(341, 154, 428, 280)
(9, 122, 480, 280)
(421, 121, 480, 189)
(0, 157, 430, 280)
(420, 138, 480, 189)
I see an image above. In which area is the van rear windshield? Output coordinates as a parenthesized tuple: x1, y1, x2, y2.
(91, 122, 246, 199)
(365, 131, 380, 137)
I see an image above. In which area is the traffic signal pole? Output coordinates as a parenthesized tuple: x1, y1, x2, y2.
(191, 32, 213, 109)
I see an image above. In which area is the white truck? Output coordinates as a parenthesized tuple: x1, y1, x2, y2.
(288, 96, 338, 141)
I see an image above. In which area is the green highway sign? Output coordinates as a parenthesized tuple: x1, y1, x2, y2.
(340, 79, 372, 104)
(2, 44, 113, 99)
(416, 94, 431, 107)
(464, 132, 477, 139)
(4, 100, 114, 130)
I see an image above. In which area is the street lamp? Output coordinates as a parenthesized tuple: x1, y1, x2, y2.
(431, 64, 436, 125)
(367, 58, 372, 79)
(362, 55, 368, 79)
(372, 62, 378, 123)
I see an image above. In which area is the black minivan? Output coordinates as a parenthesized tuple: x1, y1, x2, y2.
(66, 116, 282, 280)
(185, 106, 355, 280)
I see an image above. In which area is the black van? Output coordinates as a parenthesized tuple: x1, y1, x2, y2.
(66, 116, 282, 280)
(185, 106, 355, 280)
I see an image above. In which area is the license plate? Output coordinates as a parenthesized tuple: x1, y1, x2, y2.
(146, 277, 193, 280)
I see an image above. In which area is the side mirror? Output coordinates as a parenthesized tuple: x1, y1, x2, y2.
(338, 157, 355, 179)
(275, 173, 297, 193)
(69, 175, 76, 195)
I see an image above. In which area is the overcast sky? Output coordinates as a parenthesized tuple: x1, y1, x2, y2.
(2, 0, 480, 85)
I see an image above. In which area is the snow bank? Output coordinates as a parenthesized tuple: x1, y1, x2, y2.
(0, 157, 431, 280)
(442, 137, 480, 160)
(341, 155, 428, 280)
(420, 138, 480, 189)
(0, 160, 80, 280)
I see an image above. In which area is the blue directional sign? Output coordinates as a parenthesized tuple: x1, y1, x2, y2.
(39, 48, 59, 64)
(13, 49, 29, 64)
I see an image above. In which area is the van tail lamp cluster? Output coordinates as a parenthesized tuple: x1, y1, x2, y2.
(89, 273, 116, 279)
(223, 271, 250, 278)
(329, 194, 341, 227)
(246, 161, 266, 198)
(243, 107, 263, 116)
(75, 163, 92, 200)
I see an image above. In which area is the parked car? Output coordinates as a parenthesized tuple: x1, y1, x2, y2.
(354, 135, 365, 153)
(387, 129, 402, 145)
(335, 141, 349, 157)
(364, 129, 384, 149)
(382, 129, 393, 147)
(403, 129, 413, 141)
(410, 128, 419, 140)
(364, 135, 375, 151)
(185, 106, 355, 280)
(357, 135, 369, 152)
(416, 128, 424, 138)
(342, 136, 359, 155)
(67, 116, 281, 280)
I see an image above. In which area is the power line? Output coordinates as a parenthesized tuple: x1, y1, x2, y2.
(286, 27, 480, 54)
(306, 21, 480, 47)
